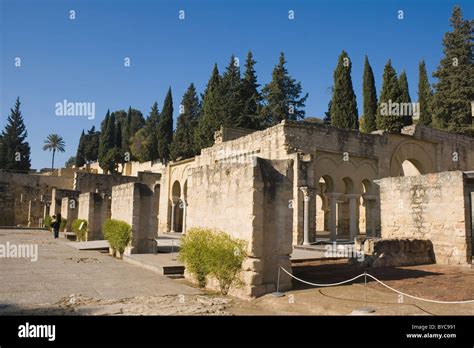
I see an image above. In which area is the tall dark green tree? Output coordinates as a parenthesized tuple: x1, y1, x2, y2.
(323, 99, 332, 125)
(261, 52, 308, 125)
(0, 134, 5, 169)
(376, 60, 404, 132)
(195, 64, 223, 150)
(157, 88, 174, 163)
(171, 83, 201, 160)
(329, 51, 359, 129)
(418, 60, 433, 125)
(128, 107, 145, 136)
(432, 5, 473, 134)
(75, 130, 86, 167)
(362, 55, 378, 133)
(145, 102, 160, 161)
(98, 110, 119, 172)
(240, 51, 262, 129)
(220, 54, 243, 127)
(1, 98, 31, 171)
(398, 70, 413, 126)
(121, 109, 131, 154)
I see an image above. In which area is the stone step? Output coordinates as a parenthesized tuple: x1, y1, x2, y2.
(123, 253, 185, 278)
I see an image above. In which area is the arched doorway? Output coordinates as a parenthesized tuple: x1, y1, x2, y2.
(170, 181, 183, 233)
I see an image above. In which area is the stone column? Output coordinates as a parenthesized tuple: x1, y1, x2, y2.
(299, 187, 312, 245)
(346, 194, 361, 241)
(363, 194, 377, 237)
(326, 193, 341, 242)
(170, 202, 176, 233)
(181, 197, 187, 234)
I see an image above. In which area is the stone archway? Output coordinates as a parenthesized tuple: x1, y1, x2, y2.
(170, 180, 183, 233)
(390, 141, 436, 177)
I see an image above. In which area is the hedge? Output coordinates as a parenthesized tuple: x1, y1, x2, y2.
(178, 228, 247, 294)
(71, 219, 88, 241)
(103, 219, 132, 258)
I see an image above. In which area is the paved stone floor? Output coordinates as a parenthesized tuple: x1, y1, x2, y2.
(0, 229, 205, 315)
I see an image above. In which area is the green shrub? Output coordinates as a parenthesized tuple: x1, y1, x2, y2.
(178, 228, 214, 287)
(178, 228, 247, 294)
(43, 216, 67, 232)
(60, 218, 67, 232)
(103, 219, 132, 257)
(208, 232, 247, 295)
(43, 216, 53, 231)
(72, 219, 88, 242)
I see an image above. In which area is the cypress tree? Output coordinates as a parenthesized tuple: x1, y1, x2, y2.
(240, 51, 262, 129)
(157, 88, 174, 163)
(398, 70, 413, 126)
(418, 60, 433, 125)
(83, 126, 100, 163)
(376, 60, 404, 132)
(122, 108, 131, 155)
(171, 83, 201, 160)
(220, 54, 243, 127)
(145, 102, 160, 161)
(330, 51, 359, 129)
(362, 55, 378, 133)
(432, 5, 473, 134)
(261, 52, 308, 126)
(323, 99, 332, 125)
(1, 98, 31, 171)
(128, 107, 145, 136)
(0, 134, 5, 169)
(195, 64, 223, 150)
(75, 130, 86, 167)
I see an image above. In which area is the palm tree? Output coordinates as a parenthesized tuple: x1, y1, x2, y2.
(43, 134, 66, 171)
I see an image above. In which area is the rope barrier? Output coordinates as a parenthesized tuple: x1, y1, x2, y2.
(279, 267, 474, 304)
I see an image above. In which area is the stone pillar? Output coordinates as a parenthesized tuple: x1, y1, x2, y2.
(181, 197, 187, 234)
(347, 194, 361, 241)
(299, 187, 311, 245)
(326, 193, 341, 242)
(363, 194, 377, 237)
(170, 202, 176, 233)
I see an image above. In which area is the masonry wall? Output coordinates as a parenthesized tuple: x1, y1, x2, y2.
(78, 192, 111, 240)
(74, 172, 139, 194)
(0, 172, 73, 226)
(186, 158, 293, 297)
(378, 171, 472, 266)
(111, 183, 158, 254)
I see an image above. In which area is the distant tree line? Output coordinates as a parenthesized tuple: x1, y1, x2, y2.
(1, 6, 471, 173)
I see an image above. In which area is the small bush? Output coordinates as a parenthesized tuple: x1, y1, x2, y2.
(178, 228, 214, 287)
(208, 232, 247, 295)
(72, 219, 88, 242)
(43, 216, 53, 231)
(43, 216, 67, 232)
(178, 228, 247, 294)
(60, 218, 67, 232)
(103, 219, 132, 257)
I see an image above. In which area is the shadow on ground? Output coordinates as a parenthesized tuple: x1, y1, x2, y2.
(291, 260, 441, 291)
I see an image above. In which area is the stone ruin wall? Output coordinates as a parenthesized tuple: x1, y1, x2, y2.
(185, 158, 293, 297)
(0, 172, 73, 226)
(378, 171, 472, 266)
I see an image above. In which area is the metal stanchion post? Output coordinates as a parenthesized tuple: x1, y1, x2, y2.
(271, 266, 285, 297)
(353, 271, 375, 314)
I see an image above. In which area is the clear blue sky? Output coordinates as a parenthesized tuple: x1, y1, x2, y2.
(1, 0, 472, 169)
